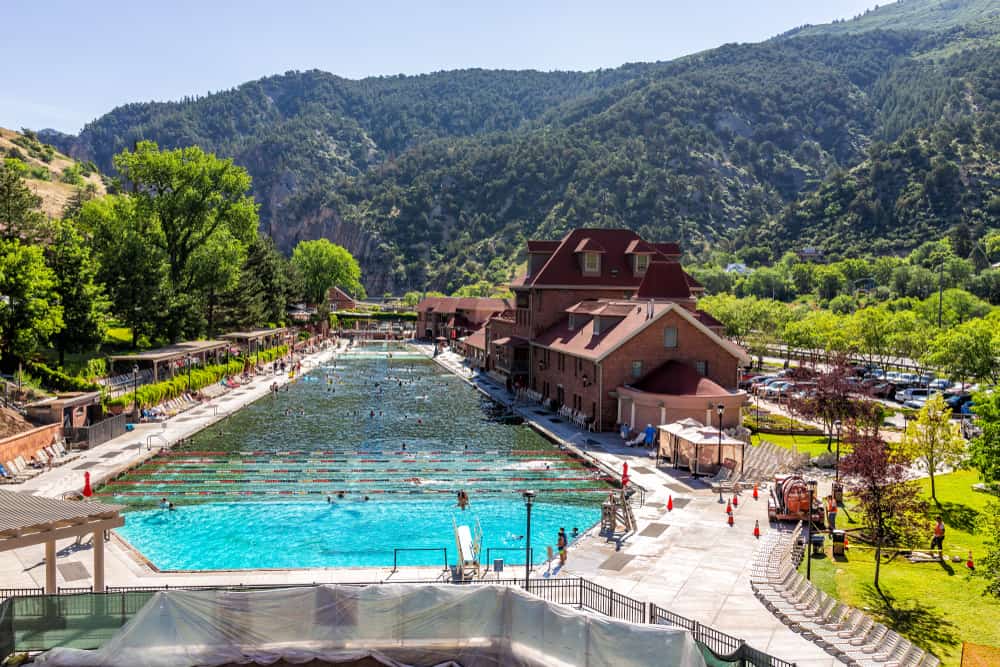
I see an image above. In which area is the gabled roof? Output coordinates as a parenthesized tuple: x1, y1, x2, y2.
(523, 229, 684, 289)
(532, 300, 748, 364)
(625, 239, 656, 254)
(527, 240, 561, 253)
(464, 326, 487, 351)
(630, 360, 729, 396)
(695, 310, 725, 329)
(327, 286, 357, 303)
(565, 301, 635, 317)
(636, 261, 692, 300)
(415, 296, 509, 316)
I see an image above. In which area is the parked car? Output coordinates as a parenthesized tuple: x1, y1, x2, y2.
(895, 387, 935, 404)
(764, 381, 791, 399)
(928, 378, 952, 391)
(740, 374, 765, 390)
(870, 382, 898, 399)
(754, 377, 783, 396)
(899, 372, 920, 386)
(946, 394, 973, 414)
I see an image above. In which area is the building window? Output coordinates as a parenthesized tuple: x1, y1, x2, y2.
(634, 254, 650, 274)
(663, 326, 678, 348)
(568, 314, 575, 331)
(631, 360, 643, 379)
(695, 360, 708, 376)
(558, 353, 565, 371)
(583, 252, 600, 273)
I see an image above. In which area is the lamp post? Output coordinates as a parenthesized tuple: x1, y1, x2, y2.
(716, 404, 725, 465)
(806, 479, 818, 581)
(833, 419, 842, 484)
(522, 490, 536, 590)
(132, 365, 139, 419)
(186, 355, 193, 393)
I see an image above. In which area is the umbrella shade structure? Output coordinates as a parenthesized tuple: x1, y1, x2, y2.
(82, 471, 92, 498)
(621, 462, 630, 486)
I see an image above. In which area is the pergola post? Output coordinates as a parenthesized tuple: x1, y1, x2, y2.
(616, 397, 622, 424)
(630, 402, 636, 430)
(44, 538, 56, 594)
(93, 529, 105, 592)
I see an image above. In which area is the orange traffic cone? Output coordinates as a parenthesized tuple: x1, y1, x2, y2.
(726, 500, 732, 515)
(667, 495, 673, 512)
(967, 551, 975, 571)
(728, 513, 734, 527)
(753, 483, 759, 500)
(844, 534, 849, 549)
(753, 520, 760, 539)
(733, 494, 739, 508)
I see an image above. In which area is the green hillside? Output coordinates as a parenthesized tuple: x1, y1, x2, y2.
(42, 1, 1000, 293)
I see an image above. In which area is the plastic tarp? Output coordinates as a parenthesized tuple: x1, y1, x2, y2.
(35, 584, 706, 667)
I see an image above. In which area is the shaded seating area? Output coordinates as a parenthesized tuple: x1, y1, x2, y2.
(0, 490, 123, 593)
(658, 418, 747, 477)
(220, 328, 289, 356)
(107, 340, 229, 392)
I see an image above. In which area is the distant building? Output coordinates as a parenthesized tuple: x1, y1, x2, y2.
(796, 247, 825, 263)
(327, 286, 358, 311)
(725, 262, 752, 275)
(415, 297, 511, 342)
(459, 228, 748, 432)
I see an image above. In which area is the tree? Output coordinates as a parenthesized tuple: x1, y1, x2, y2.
(840, 429, 927, 599)
(0, 159, 48, 243)
(291, 239, 363, 304)
(897, 393, 965, 507)
(977, 500, 1000, 598)
(926, 318, 1000, 386)
(402, 291, 422, 307)
(79, 195, 168, 348)
(0, 240, 63, 368)
(789, 360, 862, 451)
(970, 391, 1000, 484)
(851, 307, 895, 370)
(45, 220, 109, 367)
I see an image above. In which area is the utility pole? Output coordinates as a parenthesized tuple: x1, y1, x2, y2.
(937, 261, 944, 328)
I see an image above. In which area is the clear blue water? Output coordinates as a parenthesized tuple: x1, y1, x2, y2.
(118, 498, 597, 570)
(106, 344, 610, 570)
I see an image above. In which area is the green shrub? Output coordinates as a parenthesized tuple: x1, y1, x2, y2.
(26, 361, 101, 392)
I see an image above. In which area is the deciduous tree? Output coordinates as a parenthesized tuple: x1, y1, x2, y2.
(291, 239, 364, 305)
(897, 393, 966, 507)
(0, 240, 63, 367)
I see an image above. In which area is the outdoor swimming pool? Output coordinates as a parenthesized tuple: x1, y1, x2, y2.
(107, 343, 611, 570)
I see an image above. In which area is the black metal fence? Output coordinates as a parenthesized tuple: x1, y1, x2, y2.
(650, 603, 797, 667)
(65, 413, 129, 449)
(2, 578, 794, 666)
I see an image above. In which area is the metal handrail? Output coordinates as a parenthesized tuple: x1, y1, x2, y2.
(390, 547, 448, 573)
(484, 547, 533, 570)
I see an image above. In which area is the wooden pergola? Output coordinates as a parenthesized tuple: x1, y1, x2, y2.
(0, 490, 124, 593)
(109, 340, 228, 382)
(220, 328, 289, 354)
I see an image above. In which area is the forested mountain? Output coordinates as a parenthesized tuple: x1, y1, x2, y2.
(42, 0, 1000, 293)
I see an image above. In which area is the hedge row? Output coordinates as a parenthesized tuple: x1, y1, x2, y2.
(27, 361, 101, 393)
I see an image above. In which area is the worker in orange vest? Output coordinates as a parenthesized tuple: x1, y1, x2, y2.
(825, 494, 838, 534)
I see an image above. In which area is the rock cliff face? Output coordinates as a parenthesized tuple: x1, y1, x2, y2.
(271, 206, 395, 295)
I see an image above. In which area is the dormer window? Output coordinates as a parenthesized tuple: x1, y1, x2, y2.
(592, 316, 602, 336)
(568, 314, 576, 331)
(583, 252, 600, 274)
(634, 254, 650, 275)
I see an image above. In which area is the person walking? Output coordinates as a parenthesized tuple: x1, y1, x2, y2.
(930, 517, 945, 555)
(557, 527, 568, 567)
(825, 494, 838, 533)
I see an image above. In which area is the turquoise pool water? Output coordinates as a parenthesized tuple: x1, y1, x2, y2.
(106, 344, 611, 570)
(118, 498, 597, 570)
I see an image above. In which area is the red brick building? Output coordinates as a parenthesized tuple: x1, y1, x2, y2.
(327, 286, 359, 311)
(415, 297, 510, 342)
(469, 228, 747, 431)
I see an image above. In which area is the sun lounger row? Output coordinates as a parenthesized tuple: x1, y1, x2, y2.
(741, 439, 806, 484)
(0, 442, 75, 483)
(750, 523, 939, 666)
(556, 405, 595, 431)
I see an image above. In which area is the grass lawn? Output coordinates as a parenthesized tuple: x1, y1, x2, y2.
(801, 470, 1000, 665)
(104, 324, 133, 346)
(752, 432, 840, 459)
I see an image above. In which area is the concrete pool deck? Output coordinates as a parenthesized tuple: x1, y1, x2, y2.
(0, 341, 837, 665)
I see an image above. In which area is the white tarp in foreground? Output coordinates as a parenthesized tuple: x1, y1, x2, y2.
(36, 584, 706, 667)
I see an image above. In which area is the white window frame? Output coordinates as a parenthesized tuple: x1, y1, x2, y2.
(583, 252, 600, 273)
(634, 254, 650, 274)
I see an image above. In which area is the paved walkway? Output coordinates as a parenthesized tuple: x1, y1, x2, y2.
(424, 347, 837, 665)
(0, 342, 837, 665)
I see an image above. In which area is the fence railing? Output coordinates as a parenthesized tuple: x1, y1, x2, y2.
(390, 547, 448, 573)
(2, 578, 794, 666)
(64, 413, 129, 449)
(484, 547, 533, 570)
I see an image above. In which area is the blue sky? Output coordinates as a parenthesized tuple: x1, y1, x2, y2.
(2, 0, 888, 133)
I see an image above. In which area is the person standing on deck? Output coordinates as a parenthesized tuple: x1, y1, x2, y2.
(557, 528, 568, 566)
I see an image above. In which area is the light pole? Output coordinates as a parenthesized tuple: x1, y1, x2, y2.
(186, 355, 193, 393)
(833, 419, 843, 484)
(132, 365, 139, 419)
(716, 404, 725, 465)
(806, 479, 818, 581)
(522, 490, 536, 590)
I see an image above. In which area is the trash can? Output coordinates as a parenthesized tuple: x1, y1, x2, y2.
(832, 530, 846, 556)
(810, 532, 826, 555)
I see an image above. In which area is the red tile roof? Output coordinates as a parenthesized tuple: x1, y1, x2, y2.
(630, 360, 729, 396)
(625, 239, 656, 254)
(527, 240, 561, 252)
(521, 229, 684, 289)
(416, 296, 509, 316)
(654, 242, 681, 257)
(695, 310, 724, 329)
(464, 326, 487, 351)
(635, 261, 692, 300)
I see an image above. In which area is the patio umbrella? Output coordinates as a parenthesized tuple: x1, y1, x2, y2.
(82, 471, 92, 498)
(621, 462, 629, 487)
